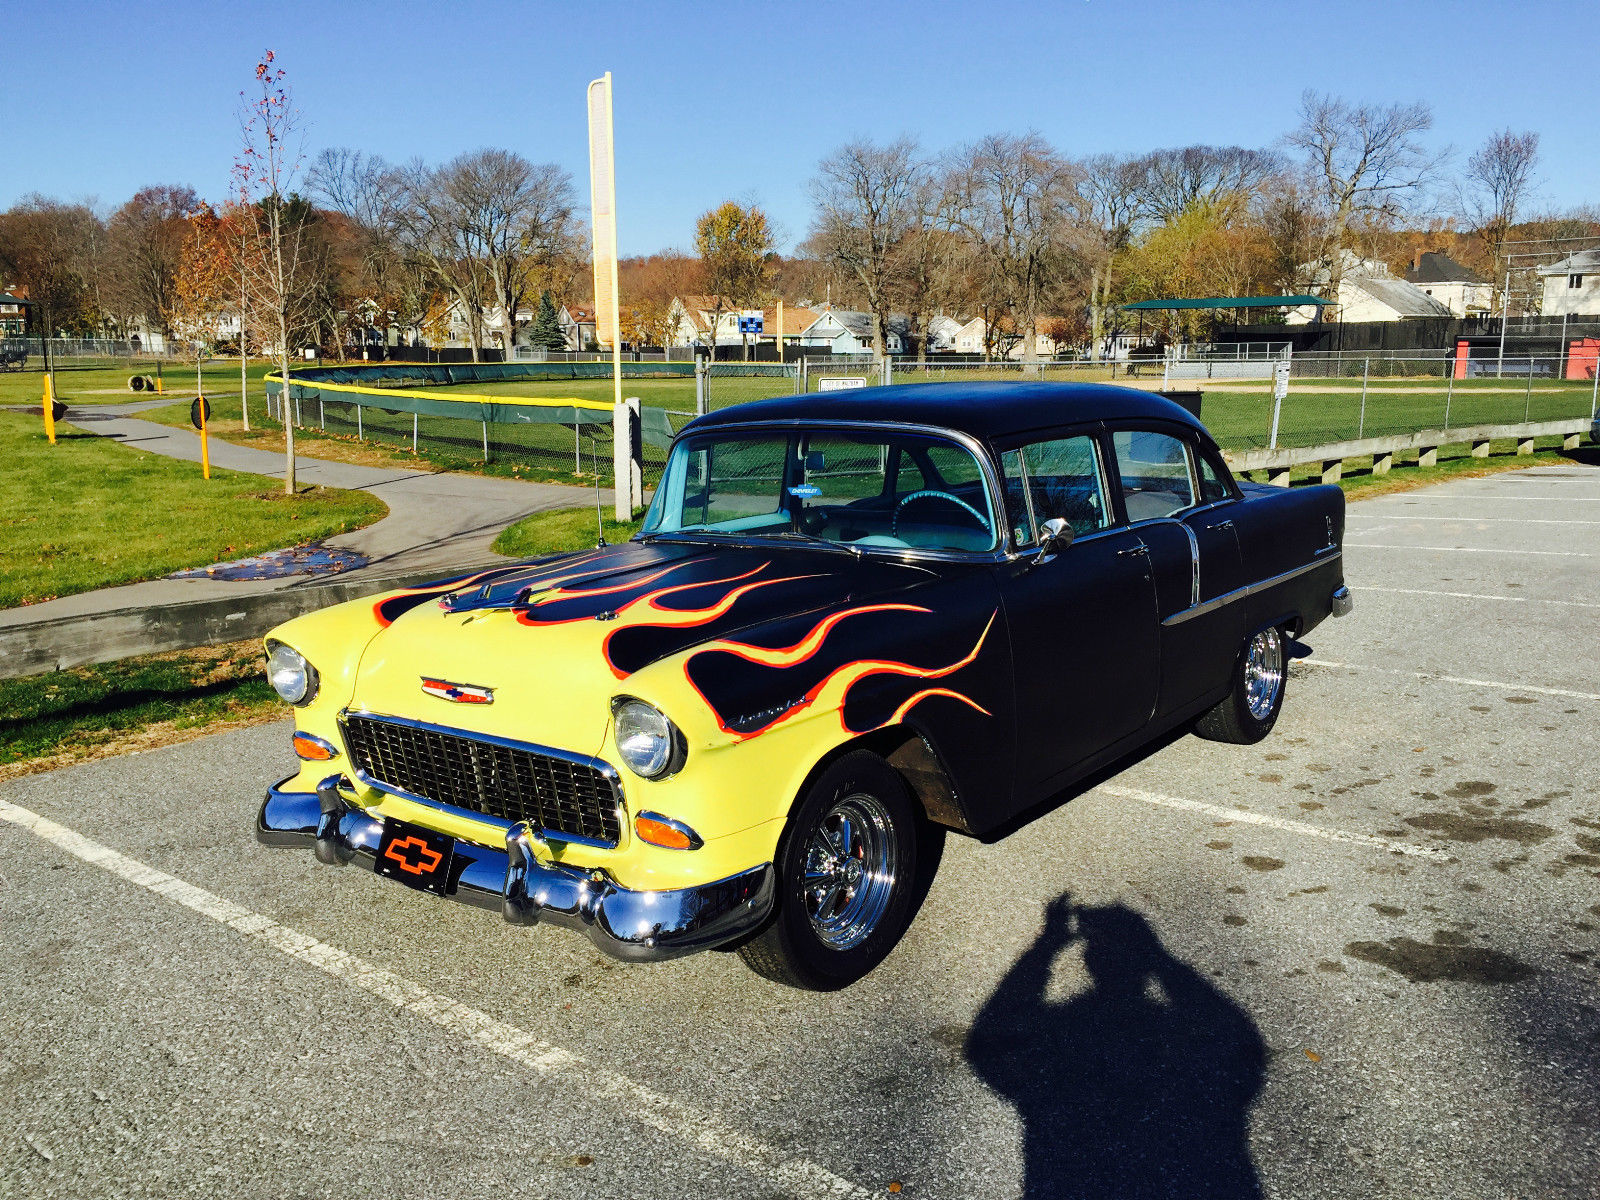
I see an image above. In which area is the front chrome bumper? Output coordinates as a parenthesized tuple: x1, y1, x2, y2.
(256, 775, 774, 962)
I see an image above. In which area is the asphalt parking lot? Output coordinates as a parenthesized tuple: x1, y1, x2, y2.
(3, 462, 1597, 1200)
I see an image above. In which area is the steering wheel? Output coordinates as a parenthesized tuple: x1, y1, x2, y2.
(893, 489, 989, 538)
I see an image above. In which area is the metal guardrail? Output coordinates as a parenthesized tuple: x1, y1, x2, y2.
(1224, 417, 1594, 485)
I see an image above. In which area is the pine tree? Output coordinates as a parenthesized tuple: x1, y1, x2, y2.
(530, 291, 566, 351)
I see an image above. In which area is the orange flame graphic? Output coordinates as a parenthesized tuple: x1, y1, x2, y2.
(514, 559, 821, 678)
(690, 609, 997, 741)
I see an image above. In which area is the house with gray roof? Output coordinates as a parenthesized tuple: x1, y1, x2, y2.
(797, 307, 911, 355)
(1285, 252, 1452, 324)
(1404, 251, 1493, 317)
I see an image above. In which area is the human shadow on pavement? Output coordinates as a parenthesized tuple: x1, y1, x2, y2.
(965, 896, 1266, 1200)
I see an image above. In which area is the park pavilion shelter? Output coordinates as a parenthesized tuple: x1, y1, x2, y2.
(1121, 295, 1330, 315)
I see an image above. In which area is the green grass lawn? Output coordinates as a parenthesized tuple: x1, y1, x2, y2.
(0, 359, 275, 407)
(492, 506, 643, 558)
(0, 639, 285, 778)
(0, 412, 387, 607)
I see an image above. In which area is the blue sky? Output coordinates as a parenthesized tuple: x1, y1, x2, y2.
(3, 0, 1595, 254)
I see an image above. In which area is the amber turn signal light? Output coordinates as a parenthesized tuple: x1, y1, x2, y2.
(292, 731, 338, 761)
(634, 813, 702, 851)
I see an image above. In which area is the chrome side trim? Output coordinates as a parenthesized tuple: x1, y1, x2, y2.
(337, 709, 627, 850)
(1162, 552, 1342, 627)
(1180, 521, 1201, 607)
(255, 782, 774, 962)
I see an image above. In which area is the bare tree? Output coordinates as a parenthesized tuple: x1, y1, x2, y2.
(1132, 145, 1283, 223)
(1459, 129, 1540, 270)
(0, 196, 105, 337)
(947, 133, 1086, 364)
(807, 137, 932, 361)
(1286, 91, 1444, 318)
(104, 185, 203, 338)
(234, 50, 315, 494)
(390, 151, 577, 361)
(1080, 153, 1145, 360)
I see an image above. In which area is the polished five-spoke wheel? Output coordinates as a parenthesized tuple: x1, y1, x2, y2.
(738, 751, 928, 990)
(1196, 624, 1289, 744)
(803, 794, 898, 952)
(1243, 625, 1284, 721)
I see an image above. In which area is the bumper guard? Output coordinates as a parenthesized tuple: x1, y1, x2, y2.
(256, 775, 774, 962)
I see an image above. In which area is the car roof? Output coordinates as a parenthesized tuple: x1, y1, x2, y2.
(682, 381, 1210, 443)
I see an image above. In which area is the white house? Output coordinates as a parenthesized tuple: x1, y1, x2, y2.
(1404, 251, 1492, 317)
(797, 307, 910, 355)
(925, 314, 963, 353)
(1285, 252, 1452, 323)
(1537, 250, 1600, 318)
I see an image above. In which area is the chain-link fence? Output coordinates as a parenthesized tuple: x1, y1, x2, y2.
(260, 362, 804, 491)
(247, 350, 1597, 487)
(820, 354, 1599, 452)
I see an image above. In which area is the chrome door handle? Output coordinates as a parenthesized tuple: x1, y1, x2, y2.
(1213, 520, 1235, 531)
(1116, 546, 1148, 558)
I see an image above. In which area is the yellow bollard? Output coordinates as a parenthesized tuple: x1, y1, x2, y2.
(42, 374, 56, 445)
(198, 394, 210, 479)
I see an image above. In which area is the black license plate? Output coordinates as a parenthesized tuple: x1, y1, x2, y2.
(374, 818, 456, 896)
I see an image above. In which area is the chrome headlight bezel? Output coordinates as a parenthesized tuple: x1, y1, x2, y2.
(611, 697, 686, 780)
(266, 639, 319, 707)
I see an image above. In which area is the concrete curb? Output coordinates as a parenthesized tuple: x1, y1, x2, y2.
(0, 564, 492, 681)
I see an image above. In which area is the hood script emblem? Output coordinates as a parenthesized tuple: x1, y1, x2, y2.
(421, 677, 494, 704)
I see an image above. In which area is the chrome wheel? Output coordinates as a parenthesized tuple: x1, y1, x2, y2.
(802, 792, 898, 951)
(1244, 626, 1284, 720)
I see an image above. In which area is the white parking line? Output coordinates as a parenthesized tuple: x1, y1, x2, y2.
(0, 798, 875, 1200)
(1096, 785, 1451, 861)
(1356, 585, 1600, 610)
(1301, 659, 1600, 702)
(1344, 543, 1592, 557)
(1350, 514, 1600, 526)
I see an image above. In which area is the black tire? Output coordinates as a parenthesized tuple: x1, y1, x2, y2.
(738, 750, 926, 991)
(1194, 624, 1287, 745)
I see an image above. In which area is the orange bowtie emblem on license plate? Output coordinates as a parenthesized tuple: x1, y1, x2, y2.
(384, 835, 444, 876)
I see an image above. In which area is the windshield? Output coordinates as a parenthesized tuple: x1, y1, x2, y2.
(641, 428, 999, 553)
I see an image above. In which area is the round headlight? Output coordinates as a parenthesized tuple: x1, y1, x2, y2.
(613, 699, 682, 779)
(266, 640, 318, 707)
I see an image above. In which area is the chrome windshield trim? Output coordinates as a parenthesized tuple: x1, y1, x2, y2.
(336, 709, 626, 850)
(1162, 552, 1342, 627)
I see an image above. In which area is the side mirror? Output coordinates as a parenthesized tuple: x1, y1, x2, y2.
(1034, 517, 1074, 564)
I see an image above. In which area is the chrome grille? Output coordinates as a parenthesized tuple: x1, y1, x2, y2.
(341, 714, 622, 845)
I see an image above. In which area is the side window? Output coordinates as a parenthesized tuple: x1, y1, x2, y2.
(1196, 451, 1232, 504)
(1112, 430, 1196, 521)
(1021, 436, 1112, 536)
(1000, 435, 1112, 548)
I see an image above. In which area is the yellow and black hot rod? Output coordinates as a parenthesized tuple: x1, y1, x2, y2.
(258, 383, 1349, 989)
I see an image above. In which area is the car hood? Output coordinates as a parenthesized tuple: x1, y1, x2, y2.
(346, 540, 944, 756)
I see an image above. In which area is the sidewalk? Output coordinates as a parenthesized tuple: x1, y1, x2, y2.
(1, 404, 613, 646)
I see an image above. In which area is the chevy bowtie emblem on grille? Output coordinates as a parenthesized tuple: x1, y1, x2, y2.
(421, 677, 494, 704)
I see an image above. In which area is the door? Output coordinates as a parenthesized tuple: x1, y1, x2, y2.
(1108, 429, 1248, 716)
(994, 433, 1159, 791)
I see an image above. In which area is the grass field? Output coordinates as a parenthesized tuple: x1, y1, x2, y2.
(0, 412, 387, 607)
(0, 359, 274, 407)
(0, 639, 284, 780)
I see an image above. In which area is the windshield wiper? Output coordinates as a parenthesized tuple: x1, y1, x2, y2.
(750, 530, 861, 556)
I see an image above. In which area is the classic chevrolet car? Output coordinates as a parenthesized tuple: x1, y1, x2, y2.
(257, 382, 1350, 989)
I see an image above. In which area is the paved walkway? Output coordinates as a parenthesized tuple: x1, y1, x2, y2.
(1, 404, 612, 629)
